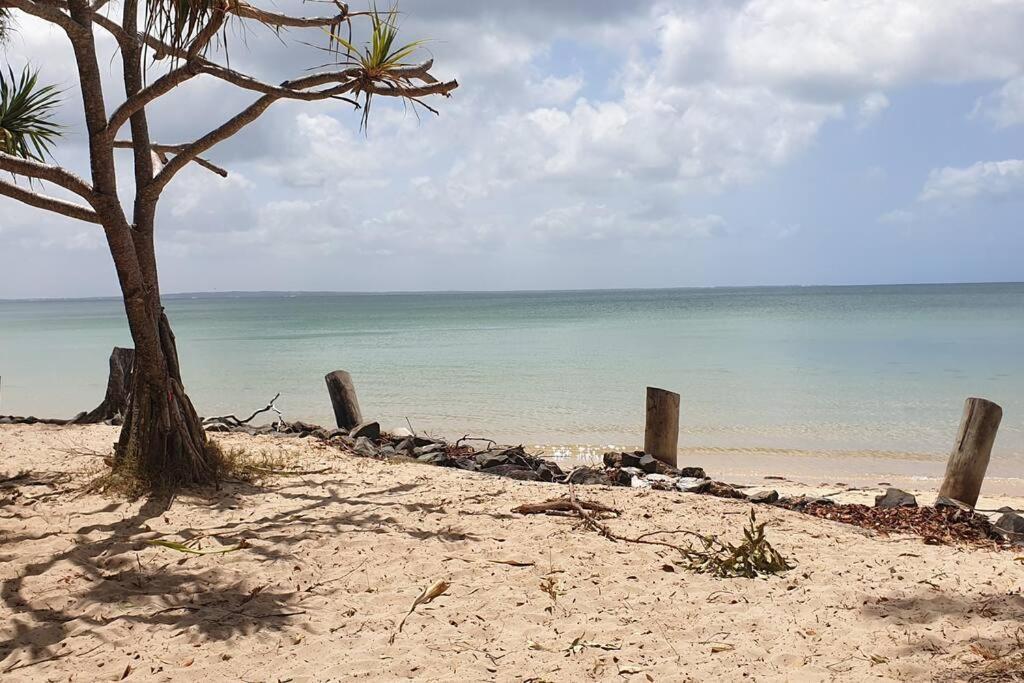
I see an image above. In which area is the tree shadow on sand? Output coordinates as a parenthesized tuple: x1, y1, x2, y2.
(0, 469, 501, 670)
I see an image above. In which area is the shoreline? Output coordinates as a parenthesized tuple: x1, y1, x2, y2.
(2, 424, 1022, 681)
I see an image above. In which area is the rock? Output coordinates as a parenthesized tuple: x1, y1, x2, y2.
(676, 477, 709, 492)
(630, 475, 652, 489)
(394, 438, 415, 453)
(874, 488, 917, 509)
(748, 490, 780, 504)
(475, 452, 508, 469)
(350, 421, 381, 441)
(452, 459, 480, 472)
(328, 428, 348, 438)
(935, 495, 973, 511)
(390, 427, 414, 438)
(0, 416, 14, 425)
(310, 428, 330, 440)
(567, 467, 606, 486)
(378, 446, 397, 458)
(993, 512, 1024, 540)
(414, 443, 445, 457)
(620, 452, 644, 469)
(353, 436, 377, 457)
(412, 436, 436, 447)
(536, 462, 563, 482)
(637, 454, 660, 474)
(481, 464, 541, 481)
(603, 452, 623, 468)
(205, 423, 230, 433)
(417, 452, 450, 466)
(677, 466, 707, 479)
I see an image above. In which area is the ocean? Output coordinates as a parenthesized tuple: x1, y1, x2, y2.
(1, 284, 1022, 479)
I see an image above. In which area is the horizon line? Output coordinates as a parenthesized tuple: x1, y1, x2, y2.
(2, 279, 1023, 303)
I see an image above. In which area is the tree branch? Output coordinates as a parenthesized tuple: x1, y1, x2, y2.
(3, 0, 85, 36)
(231, 2, 350, 28)
(0, 179, 102, 223)
(105, 62, 204, 139)
(0, 152, 96, 201)
(112, 141, 228, 177)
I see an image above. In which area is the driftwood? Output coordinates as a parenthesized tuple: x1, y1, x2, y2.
(203, 393, 283, 428)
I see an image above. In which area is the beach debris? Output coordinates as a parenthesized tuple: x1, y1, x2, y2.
(390, 579, 450, 644)
(680, 510, 792, 578)
(874, 488, 918, 509)
(935, 495, 974, 511)
(566, 467, 607, 486)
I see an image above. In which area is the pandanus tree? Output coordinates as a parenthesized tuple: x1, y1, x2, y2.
(0, 1, 456, 488)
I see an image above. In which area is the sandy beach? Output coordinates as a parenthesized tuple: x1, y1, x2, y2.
(1, 424, 1022, 682)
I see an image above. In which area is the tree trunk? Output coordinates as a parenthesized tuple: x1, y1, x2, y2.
(78, 346, 135, 424)
(112, 309, 213, 488)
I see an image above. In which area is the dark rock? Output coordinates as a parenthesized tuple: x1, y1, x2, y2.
(205, 423, 230, 433)
(620, 452, 644, 469)
(475, 452, 508, 470)
(0, 417, 13, 425)
(637, 454, 660, 474)
(677, 466, 707, 479)
(809, 497, 835, 506)
(748, 490, 780, 504)
(535, 462, 563, 482)
(350, 421, 381, 441)
(417, 452, 450, 466)
(451, 458, 480, 472)
(874, 488, 917, 509)
(603, 452, 623, 468)
(288, 420, 319, 433)
(994, 512, 1024, 540)
(310, 428, 330, 440)
(481, 464, 541, 481)
(414, 443, 445, 457)
(353, 436, 377, 457)
(935, 495, 974, 511)
(566, 467, 607, 486)
(328, 428, 348, 438)
(413, 436, 436, 447)
(394, 438, 415, 454)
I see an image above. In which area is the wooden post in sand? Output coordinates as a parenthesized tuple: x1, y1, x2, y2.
(325, 370, 363, 430)
(937, 397, 1002, 508)
(644, 386, 680, 468)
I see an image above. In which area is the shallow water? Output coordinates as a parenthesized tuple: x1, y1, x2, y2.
(1, 284, 1022, 477)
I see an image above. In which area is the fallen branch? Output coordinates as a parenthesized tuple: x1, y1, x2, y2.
(203, 393, 283, 427)
(390, 579, 449, 644)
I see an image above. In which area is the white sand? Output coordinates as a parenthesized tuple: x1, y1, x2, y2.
(1, 424, 1022, 682)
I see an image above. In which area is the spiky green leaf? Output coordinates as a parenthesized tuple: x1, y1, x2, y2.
(0, 66, 63, 162)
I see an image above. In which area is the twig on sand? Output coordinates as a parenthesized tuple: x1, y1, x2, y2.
(389, 579, 450, 644)
(2, 644, 102, 674)
(203, 393, 283, 427)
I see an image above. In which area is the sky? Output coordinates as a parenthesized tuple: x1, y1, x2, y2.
(1, 0, 1023, 298)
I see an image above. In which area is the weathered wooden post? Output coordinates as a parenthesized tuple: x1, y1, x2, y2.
(937, 397, 1002, 508)
(325, 370, 363, 430)
(644, 386, 680, 467)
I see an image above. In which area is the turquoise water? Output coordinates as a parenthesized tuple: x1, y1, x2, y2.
(1, 284, 1022, 472)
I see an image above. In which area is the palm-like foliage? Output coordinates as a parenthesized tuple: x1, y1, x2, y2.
(144, 0, 237, 57)
(328, 4, 428, 130)
(1, 8, 12, 43)
(0, 66, 62, 162)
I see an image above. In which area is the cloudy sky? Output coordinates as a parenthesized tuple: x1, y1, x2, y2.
(1, 0, 1023, 298)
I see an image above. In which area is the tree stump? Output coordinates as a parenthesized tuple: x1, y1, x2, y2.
(644, 386, 680, 468)
(325, 370, 363, 430)
(76, 347, 135, 424)
(937, 397, 1002, 508)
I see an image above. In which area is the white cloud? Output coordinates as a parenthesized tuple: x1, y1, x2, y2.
(857, 92, 890, 128)
(974, 76, 1024, 128)
(919, 160, 1024, 203)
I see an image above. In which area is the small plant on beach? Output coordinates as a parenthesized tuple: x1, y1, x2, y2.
(0, 1, 456, 492)
(681, 509, 793, 579)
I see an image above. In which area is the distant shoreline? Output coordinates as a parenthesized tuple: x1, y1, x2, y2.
(3, 280, 1023, 303)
